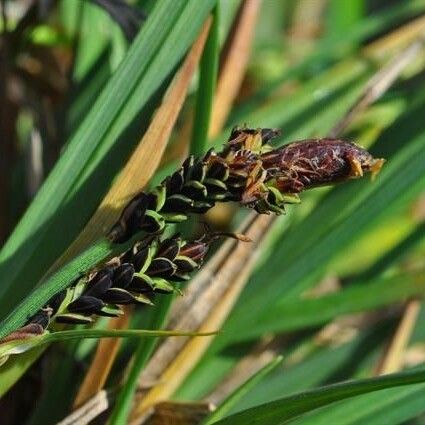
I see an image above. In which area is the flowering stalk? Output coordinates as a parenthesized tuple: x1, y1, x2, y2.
(2, 127, 384, 340)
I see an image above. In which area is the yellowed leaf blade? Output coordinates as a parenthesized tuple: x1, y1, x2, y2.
(376, 299, 422, 375)
(364, 14, 425, 59)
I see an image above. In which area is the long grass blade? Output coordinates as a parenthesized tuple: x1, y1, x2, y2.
(213, 366, 425, 424)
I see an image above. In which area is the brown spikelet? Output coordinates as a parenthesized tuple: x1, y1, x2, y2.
(110, 129, 384, 244)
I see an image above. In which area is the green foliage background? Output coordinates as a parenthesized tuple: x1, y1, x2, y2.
(1, 0, 425, 423)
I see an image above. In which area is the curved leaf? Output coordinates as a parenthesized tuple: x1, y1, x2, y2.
(214, 367, 425, 424)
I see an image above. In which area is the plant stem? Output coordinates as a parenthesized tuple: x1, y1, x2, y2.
(190, 4, 220, 156)
(109, 296, 174, 425)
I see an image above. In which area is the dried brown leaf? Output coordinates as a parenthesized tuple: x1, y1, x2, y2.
(57, 390, 110, 425)
(376, 299, 422, 375)
(73, 310, 131, 407)
(143, 401, 215, 425)
(209, 0, 262, 138)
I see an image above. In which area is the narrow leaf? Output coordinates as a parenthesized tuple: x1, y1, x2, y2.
(214, 367, 425, 424)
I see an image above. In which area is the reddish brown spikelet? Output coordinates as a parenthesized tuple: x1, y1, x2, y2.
(261, 138, 385, 193)
(178, 241, 209, 263)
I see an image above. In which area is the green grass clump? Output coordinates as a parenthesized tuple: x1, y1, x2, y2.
(1, 1, 425, 424)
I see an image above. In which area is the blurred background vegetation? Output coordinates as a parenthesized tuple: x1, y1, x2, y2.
(1, 0, 425, 424)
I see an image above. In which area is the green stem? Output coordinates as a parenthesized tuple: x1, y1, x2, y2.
(109, 296, 175, 425)
(190, 4, 220, 156)
(45, 327, 214, 342)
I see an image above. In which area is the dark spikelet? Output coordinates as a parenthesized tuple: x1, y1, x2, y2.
(166, 171, 185, 195)
(131, 245, 150, 272)
(84, 270, 113, 297)
(29, 311, 50, 329)
(100, 288, 135, 305)
(173, 257, 198, 273)
(47, 290, 66, 314)
(139, 211, 165, 233)
(68, 296, 104, 315)
(207, 161, 228, 180)
(55, 314, 93, 325)
(157, 237, 180, 260)
(130, 275, 155, 293)
(23, 232, 239, 330)
(113, 263, 135, 289)
(179, 242, 209, 263)
(110, 194, 148, 243)
(147, 258, 177, 278)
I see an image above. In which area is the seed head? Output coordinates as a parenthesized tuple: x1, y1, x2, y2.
(261, 138, 385, 193)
